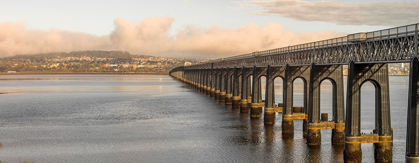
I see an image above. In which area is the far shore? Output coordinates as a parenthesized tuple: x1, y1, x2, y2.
(0, 72, 409, 76)
(0, 72, 169, 75)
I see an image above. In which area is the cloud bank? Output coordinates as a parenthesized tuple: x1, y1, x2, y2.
(249, 0, 419, 26)
(0, 17, 342, 58)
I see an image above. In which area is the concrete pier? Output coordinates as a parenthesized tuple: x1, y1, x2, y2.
(240, 99, 249, 113)
(283, 65, 310, 137)
(264, 107, 275, 125)
(307, 64, 345, 146)
(282, 114, 294, 137)
(215, 90, 220, 100)
(406, 58, 419, 162)
(232, 96, 241, 109)
(219, 92, 226, 102)
(210, 88, 215, 97)
(263, 65, 285, 125)
(225, 94, 233, 105)
(344, 62, 392, 162)
(240, 67, 252, 113)
(332, 123, 345, 145)
(251, 103, 263, 118)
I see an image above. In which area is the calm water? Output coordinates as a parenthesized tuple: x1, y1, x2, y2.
(0, 75, 409, 162)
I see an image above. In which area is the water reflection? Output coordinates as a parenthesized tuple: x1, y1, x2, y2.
(226, 103, 345, 162)
(332, 145, 344, 162)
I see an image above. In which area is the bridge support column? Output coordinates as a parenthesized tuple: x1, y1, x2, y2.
(307, 64, 345, 146)
(210, 68, 218, 97)
(344, 62, 392, 163)
(240, 68, 251, 113)
(206, 68, 212, 95)
(406, 58, 419, 162)
(282, 114, 294, 137)
(251, 104, 263, 118)
(345, 136, 362, 162)
(332, 122, 345, 145)
(206, 87, 211, 95)
(240, 99, 249, 113)
(240, 67, 253, 113)
(214, 69, 221, 100)
(198, 70, 205, 93)
(232, 68, 241, 109)
(219, 68, 226, 102)
(203, 70, 208, 94)
(210, 68, 216, 98)
(307, 127, 321, 146)
(225, 94, 233, 105)
(250, 66, 266, 118)
(204, 71, 209, 94)
(220, 92, 226, 102)
(264, 65, 275, 124)
(202, 86, 207, 94)
(264, 65, 285, 125)
(282, 65, 310, 138)
(232, 96, 240, 109)
(225, 68, 233, 105)
(215, 90, 220, 100)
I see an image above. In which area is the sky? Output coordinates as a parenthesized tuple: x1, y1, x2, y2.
(0, 0, 418, 58)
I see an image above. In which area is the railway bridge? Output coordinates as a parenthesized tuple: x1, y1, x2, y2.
(169, 23, 419, 162)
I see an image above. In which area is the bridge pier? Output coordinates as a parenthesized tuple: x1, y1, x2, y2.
(205, 70, 209, 94)
(225, 68, 233, 105)
(283, 65, 310, 138)
(200, 71, 205, 92)
(264, 65, 285, 125)
(232, 67, 241, 109)
(240, 67, 252, 113)
(344, 62, 392, 163)
(307, 64, 345, 146)
(214, 69, 221, 100)
(210, 66, 216, 97)
(208, 66, 214, 96)
(250, 66, 266, 118)
(201, 71, 205, 93)
(407, 58, 419, 162)
(219, 68, 226, 102)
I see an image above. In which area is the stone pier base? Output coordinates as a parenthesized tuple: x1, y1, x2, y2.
(374, 136, 393, 163)
(406, 156, 419, 163)
(206, 87, 211, 95)
(232, 96, 241, 109)
(264, 107, 275, 125)
(202, 86, 206, 93)
(215, 90, 220, 100)
(225, 94, 233, 105)
(282, 115, 294, 137)
(240, 100, 249, 113)
(344, 137, 362, 163)
(210, 88, 215, 97)
(219, 92, 226, 102)
(250, 103, 262, 118)
(332, 123, 345, 145)
(307, 128, 321, 146)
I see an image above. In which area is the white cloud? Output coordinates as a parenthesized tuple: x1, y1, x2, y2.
(0, 17, 343, 58)
(249, 0, 419, 26)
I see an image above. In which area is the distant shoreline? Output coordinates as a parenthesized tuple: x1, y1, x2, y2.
(0, 72, 169, 75)
(0, 73, 409, 76)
